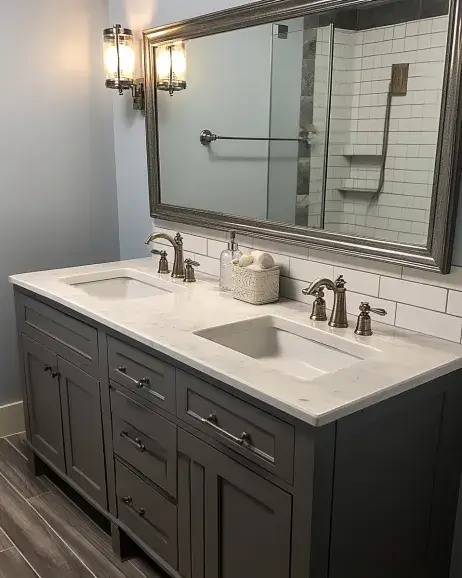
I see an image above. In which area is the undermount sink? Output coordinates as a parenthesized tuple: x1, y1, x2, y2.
(195, 315, 379, 380)
(61, 268, 186, 300)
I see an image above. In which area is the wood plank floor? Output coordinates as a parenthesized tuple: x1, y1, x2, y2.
(0, 433, 164, 578)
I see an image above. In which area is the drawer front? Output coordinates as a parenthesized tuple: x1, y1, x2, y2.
(176, 370, 295, 484)
(115, 460, 178, 569)
(111, 386, 177, 497)
(17, 293, 98, 376)
(108, 337, 175, 414)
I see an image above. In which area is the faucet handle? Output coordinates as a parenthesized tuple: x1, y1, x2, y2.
(334, 275, 346, 289)
(184, 258, 200, 283)
(309, 288, 327, 322)
(355, 302, 387, 336)
(151, 249, 170, 274)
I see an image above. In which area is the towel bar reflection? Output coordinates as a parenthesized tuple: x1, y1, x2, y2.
(200, 128, 310, 146)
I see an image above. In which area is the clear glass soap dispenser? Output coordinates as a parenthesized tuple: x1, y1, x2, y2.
(219, 231, 242, 291)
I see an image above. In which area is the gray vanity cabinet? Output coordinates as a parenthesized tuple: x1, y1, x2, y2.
(177, 428, 292, 578)
(59, 358, 107, 509)
(22, 335, 66, 472)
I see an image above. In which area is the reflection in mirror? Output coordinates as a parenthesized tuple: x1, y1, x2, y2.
(322, 1, 448, 246)
(155, 0, 449, 248)
(156, 20, 329, 224)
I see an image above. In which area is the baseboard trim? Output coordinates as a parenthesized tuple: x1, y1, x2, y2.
(0, 401, 25, 437)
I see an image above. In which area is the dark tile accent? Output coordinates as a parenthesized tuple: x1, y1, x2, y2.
(421, 0, 450, 18)
(300, 97, 314, 125)
(0, 439, 50, 500)
(318, 0, 449, 31)
(0, 472, 95, 577)
(29, 488, 157, 578)
(0, 549, 38, 578)
(301, 67, 316, 97)
(303, 38, 317, 60)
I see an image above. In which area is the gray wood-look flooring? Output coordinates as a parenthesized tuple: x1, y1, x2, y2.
(0, 433, 163, 578)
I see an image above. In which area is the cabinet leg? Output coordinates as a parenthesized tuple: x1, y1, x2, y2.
(111, 523, 136, 561)
(27, 450, 46, 477)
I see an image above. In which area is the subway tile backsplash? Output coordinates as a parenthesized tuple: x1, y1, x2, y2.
(152, 218, 462, 344)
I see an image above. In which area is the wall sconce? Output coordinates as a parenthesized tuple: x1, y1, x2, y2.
(103, 24, 144, 110)
(156, 42, 187, 96)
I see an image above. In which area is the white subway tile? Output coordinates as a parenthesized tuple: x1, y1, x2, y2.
(395, 304, 462, 342)
(195, 255, 220, 278)
(447, 291, 462, 317)
(289, 257, 334, 282)
(308, 254, 401, 282)
(379, 276, 447, 311)
(402, 265, 462, 291)
(207, 239, 227, 259)
(333, 266, 380, 296)
(280, 277, 312, 304)
(347, 291, 397, 325)
(182, 233, 207, 256)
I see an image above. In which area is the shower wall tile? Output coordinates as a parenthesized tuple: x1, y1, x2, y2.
(323, 13, 448, 245)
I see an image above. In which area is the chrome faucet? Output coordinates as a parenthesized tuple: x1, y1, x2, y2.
(145, 232, 185, 279)
(302, 275, 348, 328)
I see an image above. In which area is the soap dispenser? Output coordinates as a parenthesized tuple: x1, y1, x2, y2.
(219, 231, 242, 291)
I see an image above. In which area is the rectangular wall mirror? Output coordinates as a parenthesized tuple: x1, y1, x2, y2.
(143, 0, 462, 273)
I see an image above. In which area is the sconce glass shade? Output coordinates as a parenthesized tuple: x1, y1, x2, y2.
(103, 25, 135, 92)
(156, 42, 187, 96)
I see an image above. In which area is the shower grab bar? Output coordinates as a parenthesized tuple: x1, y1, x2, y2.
(200, 129, 311, 146)
(340, 63, 408, 198)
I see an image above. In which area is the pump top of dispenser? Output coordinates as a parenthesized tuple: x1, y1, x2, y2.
(228, 230, 238, 251)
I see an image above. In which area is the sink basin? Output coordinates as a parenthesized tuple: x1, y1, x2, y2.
(195, 316, 378, 380)
(61, 268, 186, 300)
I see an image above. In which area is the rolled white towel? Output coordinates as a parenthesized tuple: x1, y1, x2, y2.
(238, 254, 254, 267)
(251, 250, 275, 269)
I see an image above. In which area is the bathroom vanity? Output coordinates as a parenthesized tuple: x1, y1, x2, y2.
(9, 258, 462, 578)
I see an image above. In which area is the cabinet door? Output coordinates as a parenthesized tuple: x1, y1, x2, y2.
(59, 358, 107, 509)
(178, 429, 292, 578)
(22, 335, 65, 472)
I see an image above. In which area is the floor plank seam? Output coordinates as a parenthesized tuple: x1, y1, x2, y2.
(6, 544, 43, 578)
(0, 470, 98, 578)
(4, 434, 28, 461)
(0, 437, 159, 578)
(28, 478, 151, 578)
(23, 501, 101, 578)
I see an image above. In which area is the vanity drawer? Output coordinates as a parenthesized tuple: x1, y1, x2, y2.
(176, 370, 295, 484)
(108, 337, 175, 414)
(111, 385, 177, 497)
(115, 460, 178, 569)
(17, 293, 98, 376)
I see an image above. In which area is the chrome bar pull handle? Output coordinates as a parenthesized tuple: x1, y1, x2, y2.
(202, 413, 250, 446)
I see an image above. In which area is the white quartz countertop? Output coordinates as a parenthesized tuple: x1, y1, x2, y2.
(10, 257, 462, 427)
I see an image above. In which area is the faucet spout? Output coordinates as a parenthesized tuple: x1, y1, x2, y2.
(145, 232, 177, 247)
(145, 232, 185, 279)
(302, 278, 336, 296)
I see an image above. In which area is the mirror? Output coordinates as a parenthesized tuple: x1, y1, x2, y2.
(144, 0, 462, 273)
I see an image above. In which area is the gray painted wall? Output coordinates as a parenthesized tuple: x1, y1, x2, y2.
(2, 0, 120, 405)
(110, 0, 462, 264)
(157, 25, 272, 220)
(267, 19, 304, 223)
(109, 0, 252, 259)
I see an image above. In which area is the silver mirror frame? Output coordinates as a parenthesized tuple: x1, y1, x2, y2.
(143, 0, 462, 273)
